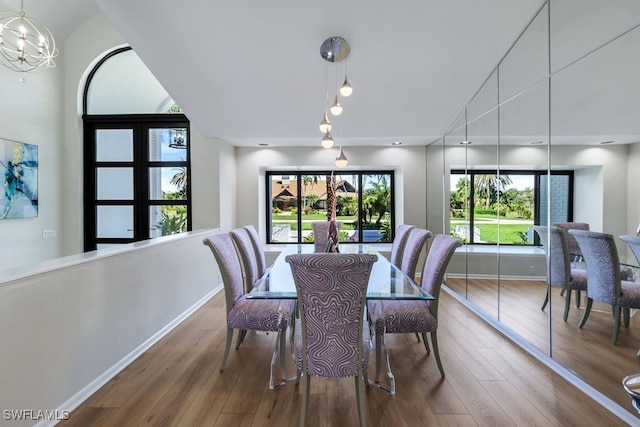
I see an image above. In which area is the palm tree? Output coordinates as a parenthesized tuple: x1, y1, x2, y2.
(474, 174, 512, 210)
(301, 175, 312, 209)
(170, 166, 187, 199)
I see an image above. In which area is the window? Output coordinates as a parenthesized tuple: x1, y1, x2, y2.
(450, 170, 573, 245)
(83, 47, 191, 251)
(266, 171, 394, 244)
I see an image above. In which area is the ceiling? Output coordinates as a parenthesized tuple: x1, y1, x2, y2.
(3, 0, 575, 147)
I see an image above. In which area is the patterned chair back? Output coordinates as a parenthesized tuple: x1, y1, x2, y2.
(420, 234, 462, 317)
(244, 225, 267, 275)
(619, 235, 640, 266)
(286, 253, 377, 378)
(555, 222, 590, 257)
(230, 228, 260, 292)
(400, 228, 432, 279)
(390, 224, 415, 268)
(533, 226, 570, 288)
(311, 221, 341, 252)
(203, 233, 245, 310)
(569, 230, 620, 306)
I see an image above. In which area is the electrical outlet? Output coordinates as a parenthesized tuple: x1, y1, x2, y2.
(529, 266, 536, 274)
(42, 229, 57, 239)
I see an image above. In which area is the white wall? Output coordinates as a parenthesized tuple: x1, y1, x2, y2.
(0, 230, 219, 426)
(234, 145, 427, 239)
(0, 47, 65, 269)
(628, 142, 640, 233)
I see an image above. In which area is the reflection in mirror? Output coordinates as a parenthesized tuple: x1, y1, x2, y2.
(437, 1, 640, 421)
(497, 78, 550, 355)
(550, 22, 640, 411)
(499, 2, 548, 102)
(550, 0, 640, 73)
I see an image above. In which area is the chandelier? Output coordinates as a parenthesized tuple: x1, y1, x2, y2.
(0, 0, 58, 72)
(169, 129, 187, 149)
(319, 36, 351, 167)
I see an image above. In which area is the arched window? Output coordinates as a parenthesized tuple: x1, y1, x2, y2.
(83, 47, 191, 251)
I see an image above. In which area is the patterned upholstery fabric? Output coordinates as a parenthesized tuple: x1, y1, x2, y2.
(230, 228, 260, 292)
(390, 224, 415, 268)
(570, 230, 640, 343)
(371, 234, 461, 334)
(311, 221, 340, 252)
(244, 225, 267, 276)
(533, 226, 588, 292)
(203, 233, 293, 331)
(533, 226, 587, 320)
(555, 222, 590, 257)
(399, 228, 432, 280)
(570, 230, 629, 306)
(286, 253, 377, 378)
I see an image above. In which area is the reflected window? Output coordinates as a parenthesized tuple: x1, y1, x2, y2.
(450, 170, 573, 245)
(266, 171, 394, 244)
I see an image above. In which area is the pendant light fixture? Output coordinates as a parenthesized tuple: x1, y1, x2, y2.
(319, 36, 352, 147)
(334, 146, 348, 168)
(319, 110, 331, 133)
(321, 130, 335, 149)
(329, 95, 343, 116)
(340, 75, 353, 97)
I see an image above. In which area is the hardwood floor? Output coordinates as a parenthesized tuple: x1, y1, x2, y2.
(59, 290, 630, 426)
(448, 277, 640, 416)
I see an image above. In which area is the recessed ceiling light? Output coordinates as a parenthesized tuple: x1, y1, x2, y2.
(392, 141, 402, 146)
(599, 140, 614, 145)
(460, 140, 471, 145)
(258, 143, 269, 147)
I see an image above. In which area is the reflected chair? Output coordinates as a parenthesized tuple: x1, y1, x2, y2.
(369, 234, 461, 391)
(244, 224, 267, 276)
(203, 233, 294, 388)
(399, 228, 432, 281)
(389, 224, 415, 268)
(570, 230, 640, 344)
(533, 226, 587, 321)
(555, 222, 590, 264)
(620, 235, 640, 267)
(286, 253, 377, 427)
(311, 220, 340, 252)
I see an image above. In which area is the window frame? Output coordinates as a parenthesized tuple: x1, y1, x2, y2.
(265, 170, 395, 244)
(450, 169, 574, 245)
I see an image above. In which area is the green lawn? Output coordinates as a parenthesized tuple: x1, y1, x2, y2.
(476, 223, 531, 244)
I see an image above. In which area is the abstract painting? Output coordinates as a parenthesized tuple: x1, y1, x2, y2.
(1, 139, 38, 219)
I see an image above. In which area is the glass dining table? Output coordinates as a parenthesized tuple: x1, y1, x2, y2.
(248, 243, 433, 300)
(247, 243, 433, 394)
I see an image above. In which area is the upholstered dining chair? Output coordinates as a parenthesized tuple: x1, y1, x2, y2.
(569, 230, 640, 344)
(311, 220, 340, 252)
(286, 253, 377, 427)
(229, 228, 261, 293)
(389, 224, 415, 268)
(244, 224, 267, 276)
(399, 228, 432, 281)
(533, 226, 587, 321)
(555, 222, 590, 263)
(369, 234, 461, 389)
(203, 233, 295, 389)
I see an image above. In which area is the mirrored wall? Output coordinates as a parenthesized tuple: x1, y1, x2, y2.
(427, 0, 640, 420)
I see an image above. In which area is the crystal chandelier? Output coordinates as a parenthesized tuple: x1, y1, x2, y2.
(0, 0, 58, 72)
